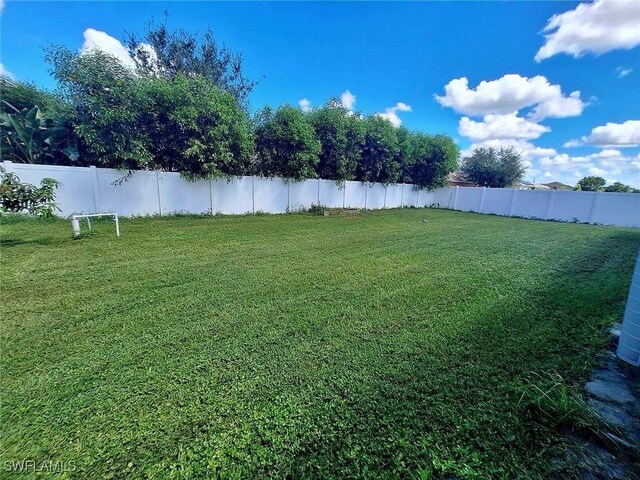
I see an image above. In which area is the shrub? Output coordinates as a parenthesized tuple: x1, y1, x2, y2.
(0, 167, 61, 218)
(307, 99, 365, 182)
(357, 115, 400, 184)
(254, 105, 321, 180)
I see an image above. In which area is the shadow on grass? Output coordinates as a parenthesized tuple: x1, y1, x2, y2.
(282, 231, 640, 479)
(0, 235, 72, 248)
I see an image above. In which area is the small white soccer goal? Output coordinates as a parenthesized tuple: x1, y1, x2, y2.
(71, 213, 120, 238)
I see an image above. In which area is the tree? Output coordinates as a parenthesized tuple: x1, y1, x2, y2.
(396, 127, 415, 183)
(126, 13, 258, 105)
(460, 147, 525, 188)
(46, 47, 151, 170)
(307, 99, 365, 182)
(604, 181, 632, 193)
(254, 105, 320, 180)
(137, 73, 254, 178)
(46, 47, 253, 178)
(575, 176, 606, 192)
(357, 115, 400, 184)
(408, 133, 458, 189)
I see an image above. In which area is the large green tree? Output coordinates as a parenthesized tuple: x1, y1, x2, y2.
(138, 74, 254, 178)
(307, 99, 365, 182)
(575, 176, 606, 192)
(254, 105, 320, 180)
(46, 47, 253, 178)
(357, 115, 400, 184)
(460, 147, 525, 188)
(396, 127, 415, 183)
(47, 47, 151, 170)
(603, 181, 637, 193)
(126, 14, 257, 105)
(408, 133, 459, 190)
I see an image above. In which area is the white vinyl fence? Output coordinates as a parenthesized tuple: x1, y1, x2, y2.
(3, 162, 639, 227)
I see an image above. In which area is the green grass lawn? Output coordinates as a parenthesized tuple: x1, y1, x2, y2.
(1, 209, 639, 479)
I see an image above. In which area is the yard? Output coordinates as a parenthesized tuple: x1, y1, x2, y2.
(1, 209, 639, 478)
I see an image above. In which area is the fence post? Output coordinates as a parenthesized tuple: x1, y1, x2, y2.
(479, 187, 487, 213)
(588, 191, 602, 224)
(544, 189, 555, 219)
(252, 176, 255, 213)
(384, 185, 387, 209)
(156, 171, 162, 216)
(344, 183, 347, 209)
(452, 186, 460, 210)
(400, 183, 405, 207)
(364, 184, 368, 209)
(317, 179, 321, 205)
(508, 188, 517, 217)
(89, 166, 101, 212)
(287, 181, 290, 212)
(209, 178, 214, 215)
(415, 187, 420, 207)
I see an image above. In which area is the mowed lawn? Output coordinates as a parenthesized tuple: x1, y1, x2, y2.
(1, 209, 639, 479)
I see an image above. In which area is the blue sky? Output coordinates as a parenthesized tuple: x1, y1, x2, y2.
(1, 0, 639, 187)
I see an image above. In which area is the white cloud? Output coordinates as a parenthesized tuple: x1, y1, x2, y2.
(535, 0, 640, 62)
(298, 98, 312, 112)
(535, 149, 640, 187)
(435, 74, 585, 120)
(0, 0, 5, 14)
(460, 139, 557, 164)
(79, 28, 156, 73)
(80, 28, 136, 68)
(340, 90, 356, 110)
(616, 67, 633, 78)
(459, 113, 550, 141)
(376, 102, 412, 127)
(565, 120, 640, 148)
(0, 63, 14, 79)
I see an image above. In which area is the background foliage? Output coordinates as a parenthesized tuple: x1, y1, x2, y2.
(0, 17, 459, 189)
(460, 147, 526, 188)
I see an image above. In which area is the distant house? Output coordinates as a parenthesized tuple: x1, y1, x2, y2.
(514, 180, 551, 190)
(543, 181, 574, 191)
(447, 171, 475, 187)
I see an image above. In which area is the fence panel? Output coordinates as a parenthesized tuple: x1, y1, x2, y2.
(366, 183, 386, 209)
(97, 169, 159, 216)
(288, 179, 318, 212)
(429, 187, 455, 208)
(547, 191, 595, 223)
(158, 172, 210, 215)
(344, 181, 366, 209)
(212, 176, 253, 214)
(592, 193, 640, 227)
(253, 177, 288, 213)
(455, 187, 484, 212)
(386, 184, 404, 208)
(513, 190, 550, 219)
(482, 189, 513, 216)
(319, 179, 344, 208)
